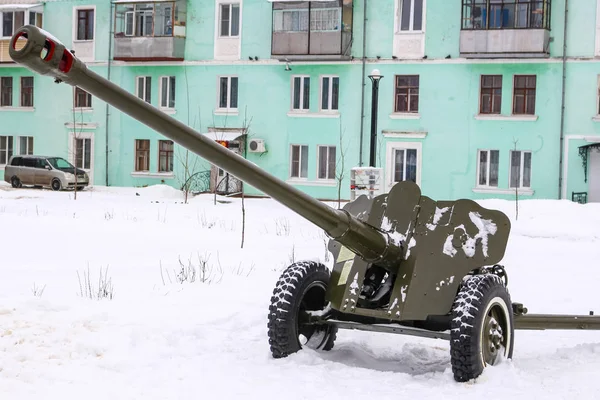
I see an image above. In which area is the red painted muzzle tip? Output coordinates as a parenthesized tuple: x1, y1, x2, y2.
(11, 31, 27, 50)
(42, 39, 56, 61)
(58, 49, 74, 73)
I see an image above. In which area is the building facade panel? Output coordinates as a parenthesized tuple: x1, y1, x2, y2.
(0, 0, 599, 203)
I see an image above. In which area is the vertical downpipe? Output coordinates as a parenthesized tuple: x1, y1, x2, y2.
(104, 1, 114, 186)
(558, 0, 568, 199)
(358, 0, 367, 166)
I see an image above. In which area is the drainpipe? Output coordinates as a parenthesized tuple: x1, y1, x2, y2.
(358, 0, 367, 166)
(558, 0, 568, 199)
(105, 1, 114, 186)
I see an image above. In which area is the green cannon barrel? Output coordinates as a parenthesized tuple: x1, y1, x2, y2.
(9, 25, 402, 268)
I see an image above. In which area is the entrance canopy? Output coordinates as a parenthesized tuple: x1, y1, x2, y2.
(577, 142, 600, 183)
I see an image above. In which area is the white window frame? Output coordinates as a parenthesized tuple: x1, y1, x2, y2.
(216, 75, 239, 111)
(317, 145, 336, 180)
(320, 75, 339, 112)
(396, 0, 426, 33)
(291, 75, 310, 112)
(509, 150, 532, 189)
(385, 141, 422, 191)
(17, 136, 33, 155)
(68, 131, 95, 184)
(476, 149, 500, 188)
(1, 10, 26, 39)
(72, 6, 96, 42)
(0, 135, 14, 166)
(290, 144, 309, 179)
(219, 3, 241, 37)
(596, 0, 600, 57)
(159, 76, 176, 109)
(596, 74, 600, 116)
(136, 76, 151, 103)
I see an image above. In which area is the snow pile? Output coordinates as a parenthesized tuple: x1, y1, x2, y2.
(0, 185, 599, 399)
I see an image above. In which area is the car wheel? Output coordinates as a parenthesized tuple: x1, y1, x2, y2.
(51, 178, 62, 191)
(11, 176, 22, 189)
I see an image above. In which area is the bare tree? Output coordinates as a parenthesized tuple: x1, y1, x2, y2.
(176, 66, 208, 203)
(70, 86, 87, 200)
(335, 118, 349, 209)
(512, 138, 519, 220)
(240, 105, 255, 248)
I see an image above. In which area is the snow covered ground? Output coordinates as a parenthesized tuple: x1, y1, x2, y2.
(0, 182, 599, 399)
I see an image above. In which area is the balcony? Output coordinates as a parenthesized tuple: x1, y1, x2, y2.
(459, 0, 551, 58)
(0, 3, 43, 63)
(270, 0, 353, 61)
(113, 0, 186, 62)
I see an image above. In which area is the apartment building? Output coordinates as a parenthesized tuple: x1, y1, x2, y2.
(0, 0, 598, 203)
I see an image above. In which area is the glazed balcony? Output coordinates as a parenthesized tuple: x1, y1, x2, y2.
(113, 0, 186, 62)
(460, 0, 551, 58)
(269, 0, 353, 61)
(0, 3, 43, 63)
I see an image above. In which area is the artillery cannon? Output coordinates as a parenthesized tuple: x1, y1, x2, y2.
(10, 25, 600, 383)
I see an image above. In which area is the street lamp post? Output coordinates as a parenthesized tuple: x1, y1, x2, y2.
(368, 69, 383, 167)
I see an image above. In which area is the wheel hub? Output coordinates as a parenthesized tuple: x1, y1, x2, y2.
(483, 305, 507, 365)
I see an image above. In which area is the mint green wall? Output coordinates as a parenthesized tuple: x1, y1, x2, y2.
(3, 0, 600, 202)
(366, 62, 563, 200)
(42, 0, 111, 61)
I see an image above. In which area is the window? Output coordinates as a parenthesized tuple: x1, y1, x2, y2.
(76, 9, 94, 40)
(461, 0, 551, 30)
(321, 76, 339, 111)
(115, 2, 175, 37)
(137, 76, 151, 103)
(20, 77, 33, 107)
(158, 140, 174, 172)
(220, 3, 240, 37)
(29, 11, 43, 28)
(510, 150, 532, 188)
(477, 150, 499, 187)
(160, 76, 176, 109)
(290, 144, 308, 178)
(18, 136, 33, 155)
(597, 75, 600, 115)
(74, 138, 92, 170)
(398, 0, 424, 31)
(2, 11, 24, 37)
(479, 75, 502, 114)
(0, 136, 13, 165)
(74, 87, 92, 108)
(513, 75, 536, 115)
(292, 76, 310, 111)
(273, 6, 341, 33)
(0, 77, 12, 107)
(394, 75, 419, 113)
(135, 139, 150, 171)
(318, 146, 336, 180)
(392, 148, 418, 183)
(218, 76, 238, 110)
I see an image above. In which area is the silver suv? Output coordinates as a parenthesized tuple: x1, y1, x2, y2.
(4, 155, 89, 191)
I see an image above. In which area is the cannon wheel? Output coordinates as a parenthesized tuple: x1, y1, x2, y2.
(449, 273, 514, 382)
(267, 261, 337, 358)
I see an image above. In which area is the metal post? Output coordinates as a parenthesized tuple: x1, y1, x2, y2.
(368, 69, 382, 167)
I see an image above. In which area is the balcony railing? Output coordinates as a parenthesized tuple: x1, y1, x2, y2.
(460, 0, 551, 58)
(113, 0, 186, 61)
(271, 0, 353, 60)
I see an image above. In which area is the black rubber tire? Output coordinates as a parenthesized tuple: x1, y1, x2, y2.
(51, 179, 62, 191)
(450, 273, 514, 382)
(11, 176, 21, 188)
(267, 261, 338, 358)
